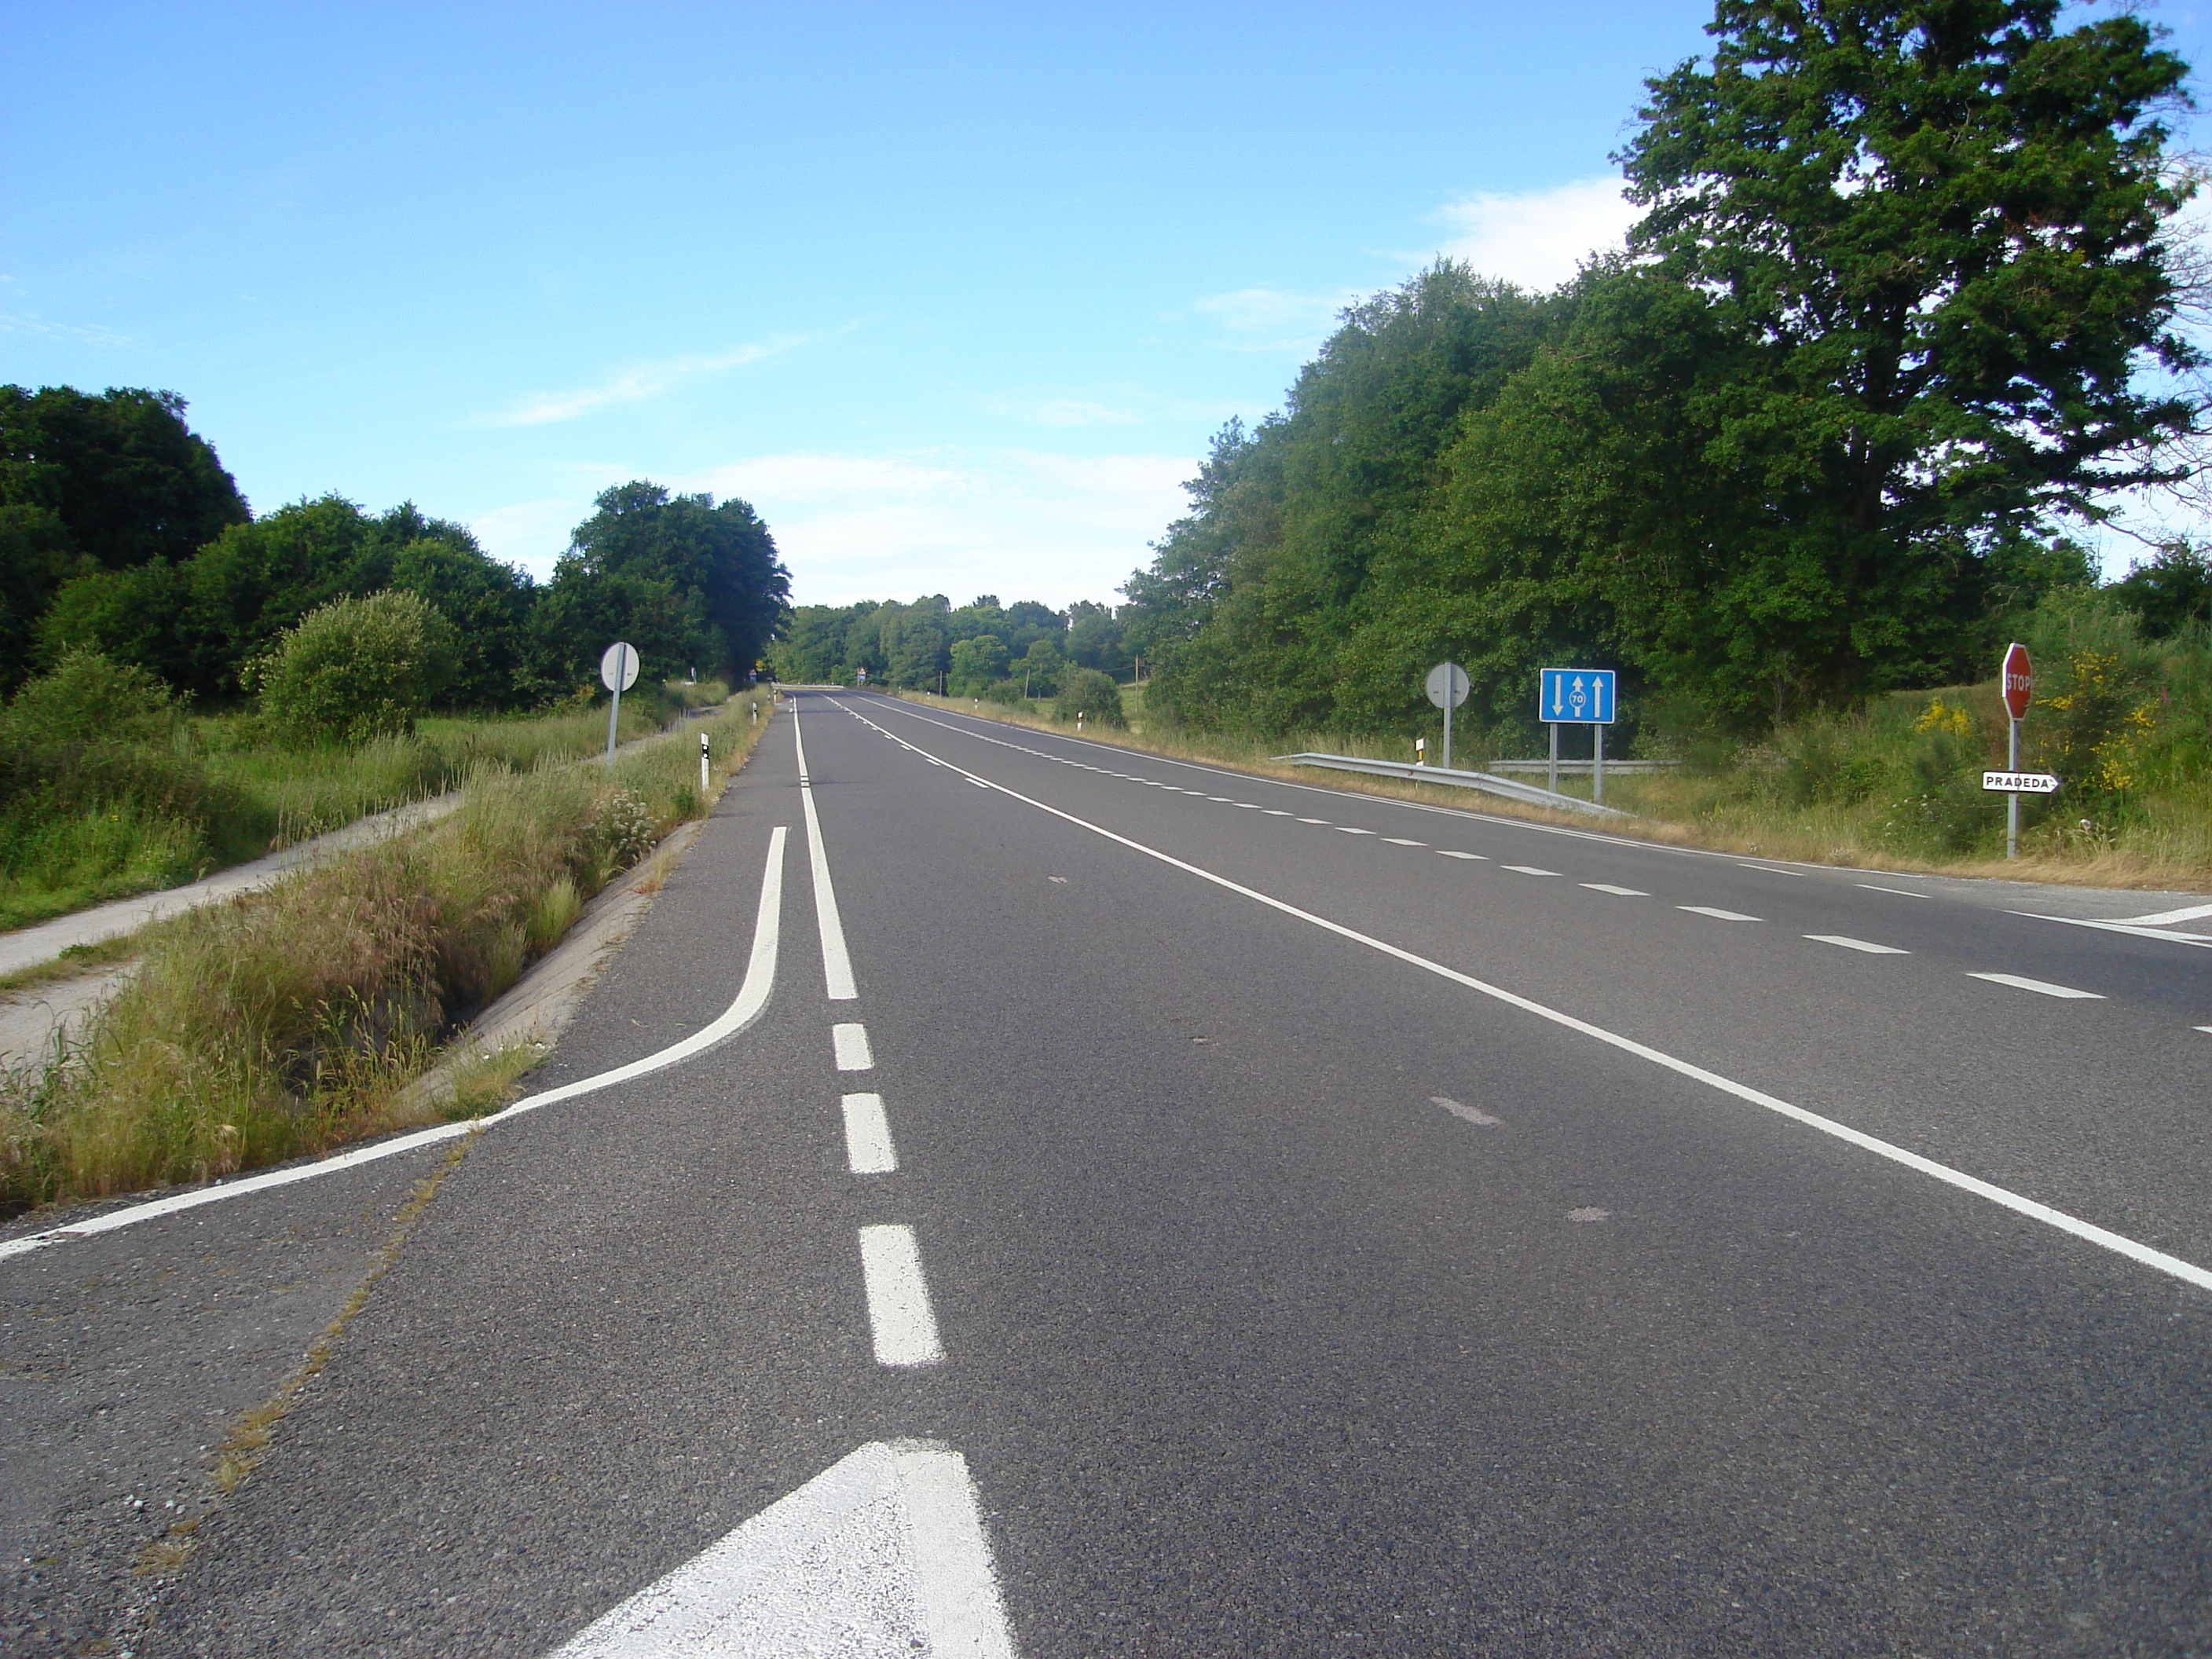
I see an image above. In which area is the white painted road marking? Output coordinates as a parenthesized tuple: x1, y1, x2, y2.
(1433, 1095, 1500, 1127)
(1968, 972, 2105, 1000)
(1581, 883, 1646, 896)
(859, 1224, 944, 1366)
(1437, 850, 1486, 861)
(826, 700, 2212, 1298)
(1262, 808, 1294, 815)
(1503, 866, 1559, 877)
(2113, 902, 2212, 927)
(0, 826, 793, 1265)
(834, 1023, 875, 1071)
(791, 705, 859, 1001)
(1680, 906, 1760, 922)
(548, 1438, 1014, 1659)
(841, 1093, 897, 1174)
(1383, 837, 1426, 847)
(1738, 863, 1807, 877)
(1806, 935, 1910, 954)
(1338, 826, 1377, 836)
(1296, 818, 1330, 824)
(1858, 883, 1932, 899)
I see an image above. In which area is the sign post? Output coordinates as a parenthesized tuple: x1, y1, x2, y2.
(2001, 643, 2032, 859)
(1536, 668, 1617, 804)
(600, 641, 639, 765)
(1425, 662, 1470, 770)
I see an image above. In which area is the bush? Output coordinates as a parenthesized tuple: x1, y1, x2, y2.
(251, 590, 460, 745)
(1055, 667, 1126, 727)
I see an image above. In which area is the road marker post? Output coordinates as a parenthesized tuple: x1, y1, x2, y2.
(700, 730, 711, 796)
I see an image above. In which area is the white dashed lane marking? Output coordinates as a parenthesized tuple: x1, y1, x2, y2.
(833, 1023, 874, 1071)
(1296, 818, 1330, 825)
(1437, 850, 1486, 861)
(840, 1093, 897, 1174)
(859, 1225, 944, 1367)
(1680, 906, 1760, 922)
(1503, 866, 1559, 877)
(1338, 827, 1377, 836)
(1968, 972, 2104, 1000)
(1807, 935, 1909, 954)
(1433, 1095, 1501, 1127)
(1859, 883, 1932, 899)
(1581, 883, 1646, 896)
(1383, 837, 1426, 847)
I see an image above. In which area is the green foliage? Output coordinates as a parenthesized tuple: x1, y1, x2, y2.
(1122, 3, 2203, 742)
(1055, 667, 1126, 726)
(538, 482, 789, 688)
(251, 590, 460, 745)
(2110, 542, 2212, 639)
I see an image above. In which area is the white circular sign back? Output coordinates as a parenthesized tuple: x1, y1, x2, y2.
(599, 641, 640, 693)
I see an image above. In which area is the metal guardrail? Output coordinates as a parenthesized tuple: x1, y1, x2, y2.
(1486, 758, 1679, 775)
(1274, 753, 1635, 819)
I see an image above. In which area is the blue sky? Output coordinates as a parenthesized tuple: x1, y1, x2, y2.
(6, 2, 2208, 606)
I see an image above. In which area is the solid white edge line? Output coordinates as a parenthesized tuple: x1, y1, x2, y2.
(828, 701, 2212, 1297)
(790, 703, 859, 1001)
(0, 825, 790, 1267)
(891, 1440, 1017, 1659)
(840, 1092, 897, 1174)
(859, 1222, 944, 1365)
(2111, 901, 2212, 927)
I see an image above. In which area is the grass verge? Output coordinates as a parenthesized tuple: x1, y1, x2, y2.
(891, 683, 2212, 891)
(0, 687, 775, 1215)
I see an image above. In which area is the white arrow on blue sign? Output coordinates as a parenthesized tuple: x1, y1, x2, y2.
(1539, 668, 1615, 724)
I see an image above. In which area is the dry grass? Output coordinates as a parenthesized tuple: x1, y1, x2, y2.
(891, 687, 2211, 892)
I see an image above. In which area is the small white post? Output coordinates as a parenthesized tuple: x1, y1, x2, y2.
(1442, 685, 1454, 771)
(700, 731, 711, 797)
(1547, 723, 1558, 794)
(1593, 724, 1605, 806)
(1415, 736, 1426, 766)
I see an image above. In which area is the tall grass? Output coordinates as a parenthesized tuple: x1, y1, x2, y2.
(0, 687, 774, 1213)
(0, 677, 728, 931)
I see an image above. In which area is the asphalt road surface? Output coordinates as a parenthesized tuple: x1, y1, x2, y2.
(4, 690, 2207, 1657)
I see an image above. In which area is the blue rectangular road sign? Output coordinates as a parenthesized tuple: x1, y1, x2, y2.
(1539, 668, 1615, 724)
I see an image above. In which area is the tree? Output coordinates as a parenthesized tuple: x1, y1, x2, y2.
(250, 590, 459, 745)
(540, 482, 790, 687)
(1618, 0, 2200, 703)
(2110, 540, 2212, 639)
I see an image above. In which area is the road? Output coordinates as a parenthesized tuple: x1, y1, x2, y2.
(3, 690, 2207, 1656)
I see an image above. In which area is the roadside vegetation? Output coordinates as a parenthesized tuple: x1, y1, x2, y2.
(0, 687, 778, 1215)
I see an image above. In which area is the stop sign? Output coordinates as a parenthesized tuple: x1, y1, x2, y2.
(2001, 642, 2033, 721)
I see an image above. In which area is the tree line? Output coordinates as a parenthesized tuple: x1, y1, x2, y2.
(771, 593, 1139, 698)
(0, 384, 791, 710)
(1119, 1, 2210, 750)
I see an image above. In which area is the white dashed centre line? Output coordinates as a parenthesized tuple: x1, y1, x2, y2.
(1207, 796, 1232, 802)
(841, 1093, 897, 1174)
(1681, 906, 1761, 922)
(1437, 850, 1486, 861)
(833, 1023, 875, 1071)
(1859, 883, 1932, 899)
(1581, 883, 1647, 896)
(1807, 935, 1909, 954)
(2196, 1025, 2212, 1035)
(1968, 972, 2105, 1000)
(1503, 866, 1559, 877)
(1338, 827, 1378, 836)
(1262, 809, 1294, 816)
(1232, 802, 1262, 809)
(1382, 838, 1426, 847)
(1296, 818, 1331, 825)
(859, 1225, 944, 1367)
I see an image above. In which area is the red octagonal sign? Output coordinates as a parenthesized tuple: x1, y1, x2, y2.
(2001, 642, 2033, 721)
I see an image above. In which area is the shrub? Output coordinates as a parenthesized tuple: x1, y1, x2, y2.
(1055, 667, 1126, 727)
(251, 591, 460, 745)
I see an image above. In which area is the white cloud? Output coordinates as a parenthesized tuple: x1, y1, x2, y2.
(1430, 175, 1643, 292)
(480, 335, 808, 427)
(695, 448, 1195, 607)
(0, 309, 132, 348)
(470, 447, 1197, 604)
(1185, 285, 1358, 353)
